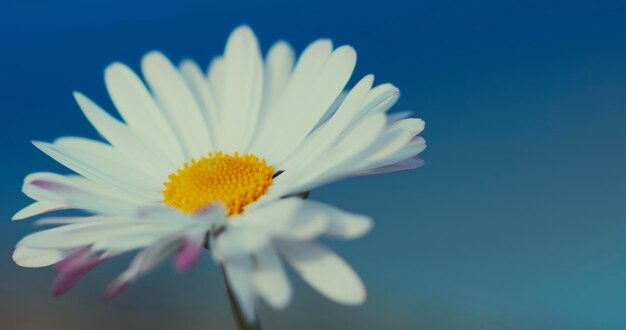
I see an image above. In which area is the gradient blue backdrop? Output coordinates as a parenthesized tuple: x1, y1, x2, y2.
(1, 0, 626, 329)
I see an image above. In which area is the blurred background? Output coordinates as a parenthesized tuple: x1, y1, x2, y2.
(1, 0, 626, 329)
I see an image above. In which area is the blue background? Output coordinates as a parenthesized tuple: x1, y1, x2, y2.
(1, 0, 626, 329)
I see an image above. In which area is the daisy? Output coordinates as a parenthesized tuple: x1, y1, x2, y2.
(12, 25, 426, 327)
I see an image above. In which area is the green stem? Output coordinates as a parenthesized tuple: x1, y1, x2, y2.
(222, 267, 263, 330)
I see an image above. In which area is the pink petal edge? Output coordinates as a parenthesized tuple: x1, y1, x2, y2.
(52, 251, 102, 296)
(174, 238, 204, 272)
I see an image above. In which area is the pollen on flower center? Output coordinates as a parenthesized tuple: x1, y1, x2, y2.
(163, 152, 274, 216)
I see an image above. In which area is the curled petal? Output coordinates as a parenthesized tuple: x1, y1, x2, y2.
(106, 233, 185, 298)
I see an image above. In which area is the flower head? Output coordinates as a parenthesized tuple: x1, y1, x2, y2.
(13, 25, 426, 321)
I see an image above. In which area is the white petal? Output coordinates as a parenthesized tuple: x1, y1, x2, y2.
(245, 198, 329, 241)
(355, 156, 425, 176)
(178, 59, 220, 149)
(27, 205, 221, 253)
(218, 25, 264, 153)
(324, 82, 399, 141)
(137, 202, 227, 227)
(12, 201, 67, 221)
(360, 83, 400, 117)
(366, 136, 427, 170)
(296, 200, 373, 239)
(17, 210, 211, 254)
(280, 75, 374, 169)
(313, 90, 349, 131)
(223, 255, 257, 321)
(322, 75, 376, 138)
(104, 62, 185, 165)
(260, 41, 295, 119)
(261, 45, 357, 164)
(213, 224, 272, 260)
(141, 51, 213, 159)
(247, 40, 296, 159)
(389, 117, 425, 135)
(92, 233, 165, 252)
(33, 138, 161, 200)
(313, 111, 387, 170)
(18, 206, 214, 253)
(107, 233, 186, 298)
(253, 246, 292, 309)
(207, 56, 224, 96)
(121, 234, 182, 277)
(248, 199, 370, 240)
(386, 111, 413, 123)
(250, 39, 333, 161)
(73, 92, 175, 179)
(22, 172, 143, 215)
(277, 241, 366, 305)
(357, 118, 425, 169)
(17, 217, 153, 250)
(13, 246, 63, 268)
(272, 112, 387, 195)
(274, 82, 406, 192)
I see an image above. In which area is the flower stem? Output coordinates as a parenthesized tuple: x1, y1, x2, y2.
(221, 267, 263, 330)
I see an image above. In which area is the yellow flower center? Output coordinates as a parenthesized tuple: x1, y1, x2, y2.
(163, 152, 274, 216)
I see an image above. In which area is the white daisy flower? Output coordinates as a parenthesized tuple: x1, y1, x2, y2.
(13, 25, 426, 324)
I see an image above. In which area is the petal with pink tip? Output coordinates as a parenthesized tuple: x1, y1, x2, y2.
(174, 238, 204, 272)
(53, 250, 103, 296)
